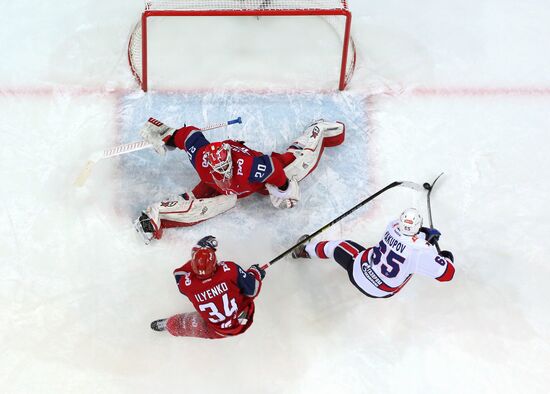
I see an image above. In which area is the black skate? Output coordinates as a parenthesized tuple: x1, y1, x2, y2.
(150, 318, 167, 332)
(137, 212, 155, 233)
(134, 212, 155, 244)
(292, 234, 311, 259)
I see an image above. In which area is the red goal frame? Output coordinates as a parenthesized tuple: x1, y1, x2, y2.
(128, 5, 355, 91)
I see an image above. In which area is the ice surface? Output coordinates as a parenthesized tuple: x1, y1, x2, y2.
(1, 0, 549, 393)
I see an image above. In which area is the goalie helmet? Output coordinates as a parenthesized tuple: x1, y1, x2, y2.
(398, 208, 423, 236)
(191, 247, 218, 279)
(207, 142, 233, 181)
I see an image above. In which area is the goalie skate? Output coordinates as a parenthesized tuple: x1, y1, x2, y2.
(134, 206, 162, 245)
(134, 213, 155, 245)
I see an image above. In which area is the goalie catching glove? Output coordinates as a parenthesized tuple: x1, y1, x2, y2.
(265, 177, 300, 209)
(139, 117, 177, 155)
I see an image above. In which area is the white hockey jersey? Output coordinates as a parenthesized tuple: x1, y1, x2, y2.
(351, 220, 455, 298)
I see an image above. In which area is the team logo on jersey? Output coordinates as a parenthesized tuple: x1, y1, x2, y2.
(237, 158, 244, 176)
(310, 126, 320, 138)
(184, 272, 192, 286)
(161, 200, 177, 207)
(361, 262, 383, 287)
(201, 151, 209, 168)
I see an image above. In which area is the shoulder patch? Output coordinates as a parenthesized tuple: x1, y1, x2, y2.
(185, 130, 210, 167)
(248, 155, 274, 183)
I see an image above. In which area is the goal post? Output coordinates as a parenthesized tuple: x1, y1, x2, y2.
(128, 0, 356, 91)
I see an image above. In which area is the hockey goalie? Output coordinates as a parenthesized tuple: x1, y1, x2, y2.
(134, 117, 345, 244)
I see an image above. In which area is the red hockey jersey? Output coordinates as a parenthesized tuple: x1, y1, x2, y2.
(173, 260, 262, 336)
(171, 126, 289, 198)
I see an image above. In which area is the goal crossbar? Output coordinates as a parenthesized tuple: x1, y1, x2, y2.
(128, 1, 355, 91)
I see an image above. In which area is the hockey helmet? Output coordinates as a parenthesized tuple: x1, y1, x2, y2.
(191, 247, 218, 279)
(398, 208, 423, 236)
(207, 142, 233, 180)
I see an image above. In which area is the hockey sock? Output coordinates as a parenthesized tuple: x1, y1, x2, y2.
(305, 240, 344, 259)
(166, 312, 224, 339)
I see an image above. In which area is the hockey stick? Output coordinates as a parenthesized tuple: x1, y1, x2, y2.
(74, 117, 242, 187)
(261, 180, 424, 270)
(423, 172, 444, 253)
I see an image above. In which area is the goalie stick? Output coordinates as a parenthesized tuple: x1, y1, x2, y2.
(73, 117, 242, 187)
(261, 180, 424, 270)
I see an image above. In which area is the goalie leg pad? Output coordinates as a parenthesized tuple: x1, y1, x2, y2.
(289, 120, 345, 149)
(283, 120, 345, 181)
(157, 193, 238, 228)
(322, 121, 345, 147)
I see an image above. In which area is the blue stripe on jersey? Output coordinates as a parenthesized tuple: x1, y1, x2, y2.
(185, 130, 210, 167)
(174, 270, 186, 284)
(236, 266, 260, 297)
(248, 155, 274, 184)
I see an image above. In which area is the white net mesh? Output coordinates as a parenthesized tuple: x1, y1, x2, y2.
(145, 0, 348, 11)
(128, 22, 143, 85)
(128, 0, 355, 90)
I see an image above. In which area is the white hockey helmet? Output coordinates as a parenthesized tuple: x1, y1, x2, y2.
(399, 208, 423, 236)
(207, 142, 233, 180)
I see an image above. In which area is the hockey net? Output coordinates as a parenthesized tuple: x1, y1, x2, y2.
(128, 0, 356, 91)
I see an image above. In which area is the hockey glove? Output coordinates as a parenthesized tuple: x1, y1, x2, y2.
(196, 235, 218, 250)
(265, 177, 300, 209)
(420, 227, 441, 245)
(139, 117, 177, 155)
(248, 264, 266, 280)
(439, 250, 454, 263)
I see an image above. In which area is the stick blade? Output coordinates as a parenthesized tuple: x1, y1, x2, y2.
(398, 181, 424, 192)
(429, 173, 444, 189)
(73, 160, 95, 187)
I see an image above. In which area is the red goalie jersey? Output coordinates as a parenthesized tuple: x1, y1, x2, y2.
(169, 126, 293, 199)
(135, 118, 345, 244)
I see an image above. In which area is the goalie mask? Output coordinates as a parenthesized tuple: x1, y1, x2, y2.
(191, 247, 218, 279)
(207, 142, 233, 185)
(398, 208, 423, 236)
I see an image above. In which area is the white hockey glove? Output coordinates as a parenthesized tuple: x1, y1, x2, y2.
(139, 117, 177, 156)
(265, 178, 300, 209)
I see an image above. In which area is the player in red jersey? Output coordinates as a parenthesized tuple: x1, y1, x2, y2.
(134, 117, 345, 244)
(150, 236, 266, 339)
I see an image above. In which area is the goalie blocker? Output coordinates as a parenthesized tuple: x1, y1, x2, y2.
(134, 119, 345, 244)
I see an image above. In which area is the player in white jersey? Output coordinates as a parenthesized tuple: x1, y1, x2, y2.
(291, 208, 455, 298)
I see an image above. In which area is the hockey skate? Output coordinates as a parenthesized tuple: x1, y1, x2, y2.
(134, 212, 156, 245)
(134, 206, 162, 245)
(150, 318, 167, 332)
(292, 234, 311, 259)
